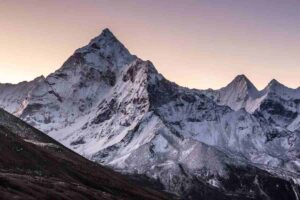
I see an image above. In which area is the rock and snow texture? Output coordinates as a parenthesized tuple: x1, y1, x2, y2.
(203, 75, 300, 131)
(0, 76, 45, 113)
(203, 75, 260, 112)
(0, 29, 300, 199)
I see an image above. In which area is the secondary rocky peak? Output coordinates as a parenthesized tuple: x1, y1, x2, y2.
(234, 74, 248, 81)
(223, 74, 258, 97)
(262, 79, 291, 95)
(202, 74, 261, 112)
(230, 74, 257, 89)
(266, 78, 284, 89)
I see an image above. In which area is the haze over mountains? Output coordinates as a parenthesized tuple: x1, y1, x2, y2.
(0, 29, 300, 199)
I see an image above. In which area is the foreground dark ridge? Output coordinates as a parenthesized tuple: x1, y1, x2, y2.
(0, 108, 170, 200)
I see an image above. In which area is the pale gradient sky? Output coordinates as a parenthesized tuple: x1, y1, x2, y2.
(0, 0, 299, 89)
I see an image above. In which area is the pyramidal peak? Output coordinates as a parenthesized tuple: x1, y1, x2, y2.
(260, 78, 300, 99)
(233, 74, 249, 82)
(78, 28, 128, 52)
(262, 78, 291, 94)
(100, 28, 114, 37)
(266, 79, 285, 89)
(225, 74, 258, 95)
(66, 28, 135, 69)
(267, 78, 279, 85)
(89, 28, 118, 45)
(231, 74, 255, 87)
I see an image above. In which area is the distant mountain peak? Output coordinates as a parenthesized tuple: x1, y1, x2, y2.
(263, 78, 290, 93)
(234, 74, 248, 81)
(226, 74, 258, 95)
(231, 74, 253, 85)
(267, 78, 283, 88)
(203, 74, 261, 112)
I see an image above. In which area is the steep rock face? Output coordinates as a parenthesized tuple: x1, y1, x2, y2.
(0, 29, 300, 199)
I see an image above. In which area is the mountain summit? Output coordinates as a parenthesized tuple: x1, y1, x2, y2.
(203, 74, 259, 111)
(0, 29, 299, 199)
(230, 74, 258, 93)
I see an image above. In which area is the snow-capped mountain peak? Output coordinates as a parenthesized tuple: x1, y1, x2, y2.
(268, 78, 281, 86)
(202, 74, 259, 111)
(255, 78, 300, 105)
(97, 28, 115, 38)
(202, 74, 300, 131)
(226, 74, 258, 96)
(265, 79, 285, 91)
(232, 74, 250, 83)
(1, 29, 300, 199)
(86, 28, 123, 48)
(231, 74, 256, 87)
(85, 28, 125, 51)
(73, 28, 135, 70)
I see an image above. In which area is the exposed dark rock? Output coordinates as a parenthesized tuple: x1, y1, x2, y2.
(91, 43, 100, 49)
(102, 70, 116, 86)
(92, 99, 116, 124)
(181, 94, 196, 103)
(92, 109, 112, 124)
(238, 116, 245, 121)
(148, 78, 178, 108)
(81, 123, 88, 130)
(220, 165, 300, 200)
(133, 97, 148, 105)
(54, 73, 68, 79)
(187, 118, 202, 122)
(175, 103, 184, 107)
(48, 90, 63, 102)
(62, 52, 85, 68)
(44, 115, 51, 124)
(260, 100, 297, 119)
(20, 104, 43, 118)
(197, 102, 206, 110)
(123, 64, 139, 82)
(294, 99, 300, 104)
(70, 138, 86, 146)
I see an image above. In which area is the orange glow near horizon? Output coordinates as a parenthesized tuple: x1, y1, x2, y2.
(0, 0, 300, 89)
